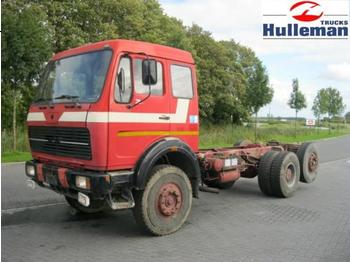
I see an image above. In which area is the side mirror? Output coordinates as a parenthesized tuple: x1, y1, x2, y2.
(117, 68, 125, 92)
(142, 59, 157, 85)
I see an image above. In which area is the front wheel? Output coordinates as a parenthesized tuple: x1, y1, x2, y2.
(133, 165, 192, 236)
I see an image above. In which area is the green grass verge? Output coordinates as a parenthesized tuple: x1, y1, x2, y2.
(199, 123, 350, 148)
(1, 152, 32, 163)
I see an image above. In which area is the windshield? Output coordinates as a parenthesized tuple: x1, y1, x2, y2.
(36, 49, 112, 104)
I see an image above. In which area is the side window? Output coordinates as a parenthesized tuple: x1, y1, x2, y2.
(171, 65, 193, 98)
(134, 59, 163, 95)
(115, 57, 132, 103)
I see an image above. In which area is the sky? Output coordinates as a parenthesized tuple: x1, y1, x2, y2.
(159, 0, 350, 118)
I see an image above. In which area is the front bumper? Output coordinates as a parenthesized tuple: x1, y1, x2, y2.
(25, 160, 133, 201)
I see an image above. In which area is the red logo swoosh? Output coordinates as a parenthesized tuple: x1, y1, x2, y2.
(290, 1, 324, 22)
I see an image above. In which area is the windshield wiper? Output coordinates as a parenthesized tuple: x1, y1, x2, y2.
(54, 95, 79, 100)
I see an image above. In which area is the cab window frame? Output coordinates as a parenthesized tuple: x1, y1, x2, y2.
(134, 57, 164, 96)
(35, 48, 114, 105)
(114, 54, 134, 104)
(170, 63, 194, 99)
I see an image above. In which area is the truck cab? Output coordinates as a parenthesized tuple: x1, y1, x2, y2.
(27, 40, 199, 170)
(26, 40, 201, 235)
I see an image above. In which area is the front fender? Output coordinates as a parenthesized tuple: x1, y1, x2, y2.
(134, 138, 200, 197)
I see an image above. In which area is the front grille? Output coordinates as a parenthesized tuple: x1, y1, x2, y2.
(28, 127, 92, 160)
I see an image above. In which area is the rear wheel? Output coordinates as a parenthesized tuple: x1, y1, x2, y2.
(258, 151, 279, 196)
(297, 142, 318, 183)
(133, 165, 192, 236)
(270, 152, 300, 198)
(65, 196, 106, 214)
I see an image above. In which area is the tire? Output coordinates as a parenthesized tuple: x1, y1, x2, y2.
(234, 139, 252, 147)
(204, 180, 235, 189)
(297, 142, 319, 183)
(270, 152, 300, 198)
(258, 151, 279, 196)
(65, 196, 107, 214)
(133, 165, 192, 236)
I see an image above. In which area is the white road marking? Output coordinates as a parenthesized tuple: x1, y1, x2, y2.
(1, 202, 67, 215)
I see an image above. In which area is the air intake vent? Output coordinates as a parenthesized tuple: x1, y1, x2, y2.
(28, 127, 91, 160)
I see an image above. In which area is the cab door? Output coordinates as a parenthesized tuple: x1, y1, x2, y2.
(169, 62, 199, 152)
(108, 54, 170, 170)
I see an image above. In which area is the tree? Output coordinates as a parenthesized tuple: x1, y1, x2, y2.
(316, 87, 345, 133)
(234, 44, 273, 140)
(288, 79, 307, 136)
(312, 92, 322, 132)
(2, 2, 53, 150)
(345, 112, 350, 123)
(187, 28, 248, 123)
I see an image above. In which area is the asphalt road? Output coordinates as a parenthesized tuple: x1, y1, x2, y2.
(2, 135, 350, 262)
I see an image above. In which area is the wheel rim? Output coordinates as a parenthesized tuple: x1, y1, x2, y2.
(284, 163, 296, 187)
(157, 183, 182, 217)
(308, 152, 318, 173)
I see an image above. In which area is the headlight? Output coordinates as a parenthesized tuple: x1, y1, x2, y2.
(75, 176, 91, 190)
(26, 164, 36, 177)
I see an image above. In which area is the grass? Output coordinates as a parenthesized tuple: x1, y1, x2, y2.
(199, 122, 350, 148)
(1, 121, 350, 163)
(2, 127, 31, 163)
(1, 151, 32, 163)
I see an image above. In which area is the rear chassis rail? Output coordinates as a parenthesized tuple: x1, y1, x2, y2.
(197, 142, 301, 185)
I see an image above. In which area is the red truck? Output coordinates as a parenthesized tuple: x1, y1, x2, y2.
(25, 39, 319, 235)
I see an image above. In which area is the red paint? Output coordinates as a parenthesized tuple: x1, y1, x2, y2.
(290, 1, 323, 22)
(157, 183, 182, 217)
(58, 168, 69, 188)
(36, 163, 44, 182)
(219, 170, 240, 183)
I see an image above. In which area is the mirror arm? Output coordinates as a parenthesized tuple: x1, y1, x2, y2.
(127, 54, 152, 109)
(127, 91, 151, 109)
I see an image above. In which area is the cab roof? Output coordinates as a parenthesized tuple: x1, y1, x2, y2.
(52, 39, 195, 64)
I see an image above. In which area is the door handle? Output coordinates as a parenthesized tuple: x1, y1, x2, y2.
(159, 115, 170, 120)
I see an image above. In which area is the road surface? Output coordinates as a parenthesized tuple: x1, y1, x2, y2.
(2, 135, 350, 262)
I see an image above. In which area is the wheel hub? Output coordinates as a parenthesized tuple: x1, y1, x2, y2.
(158, 183, 182, 217)
(285, 163, 296, 186)
(308, 153, 318, 172)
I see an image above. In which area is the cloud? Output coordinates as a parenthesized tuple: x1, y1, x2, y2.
(323, 62, 350, 81)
